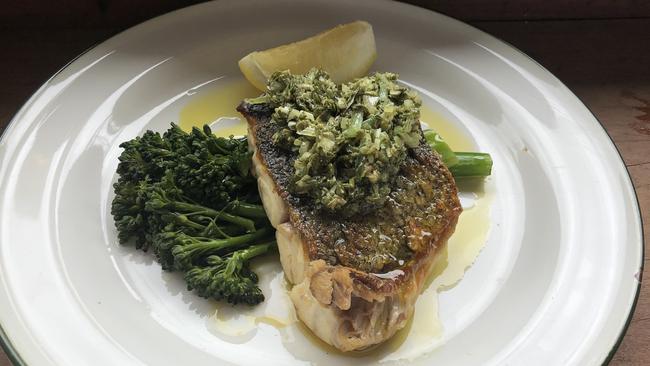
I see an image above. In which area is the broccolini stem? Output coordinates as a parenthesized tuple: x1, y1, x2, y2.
(236, 240, 277, 261)
(172, 227, 272, 270)
(213, 226, 271, 250)
(227, 202, 268, 219)
(167, 201, 256, 232)
(449, 152, 493, 177)
(166, 213, 206, 231)
(423, 130, 459, 167)
(199, 210, 257, 232)
(223, 241, 276, 277)
(423, 129, 493, 178)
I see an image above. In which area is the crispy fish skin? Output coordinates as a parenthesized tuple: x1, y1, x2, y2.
(238, 102, 461, 351)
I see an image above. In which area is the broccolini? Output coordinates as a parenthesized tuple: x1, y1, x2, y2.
(111, 124, 274, 305)
(185, 242, 275, 306)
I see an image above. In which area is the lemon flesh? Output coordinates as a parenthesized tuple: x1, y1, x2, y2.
(239, 21, 377, 91)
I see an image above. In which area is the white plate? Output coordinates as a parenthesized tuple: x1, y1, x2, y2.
(0, 1, 643, 365)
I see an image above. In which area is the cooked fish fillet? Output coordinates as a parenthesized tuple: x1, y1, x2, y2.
(238, 102, 461, 351)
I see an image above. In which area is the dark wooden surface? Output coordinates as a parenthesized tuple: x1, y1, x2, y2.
(403, 0, 650, 20)
(2, 0, 650, 27)
(0, 3, 648, 365)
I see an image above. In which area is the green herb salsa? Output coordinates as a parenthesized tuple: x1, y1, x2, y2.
(248, 69, 423, 217)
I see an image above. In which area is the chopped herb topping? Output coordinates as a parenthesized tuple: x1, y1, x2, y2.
(250, 69, 422, 216)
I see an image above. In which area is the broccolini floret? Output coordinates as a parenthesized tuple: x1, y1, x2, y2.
(185, 242, 275, 305)
(116, 123, 256, 209)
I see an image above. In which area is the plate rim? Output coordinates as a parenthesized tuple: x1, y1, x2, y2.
(459, 18, 645, 366)
(0, 37, 98, 366)
(0, 1, 643, 365)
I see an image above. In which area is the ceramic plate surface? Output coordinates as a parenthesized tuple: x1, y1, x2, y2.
(0, 0, 643, 365)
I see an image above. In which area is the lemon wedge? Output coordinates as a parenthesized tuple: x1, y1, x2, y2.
(238, 21, 377, 91)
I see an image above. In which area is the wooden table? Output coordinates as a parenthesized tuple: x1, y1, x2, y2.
(0, 19, 648, 366)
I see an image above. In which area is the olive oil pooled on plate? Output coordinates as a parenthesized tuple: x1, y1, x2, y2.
(179, 79, 258, 136)
(178, 78, 492, 360)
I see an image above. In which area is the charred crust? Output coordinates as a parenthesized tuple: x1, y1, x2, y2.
(239, 101, 462, 278)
